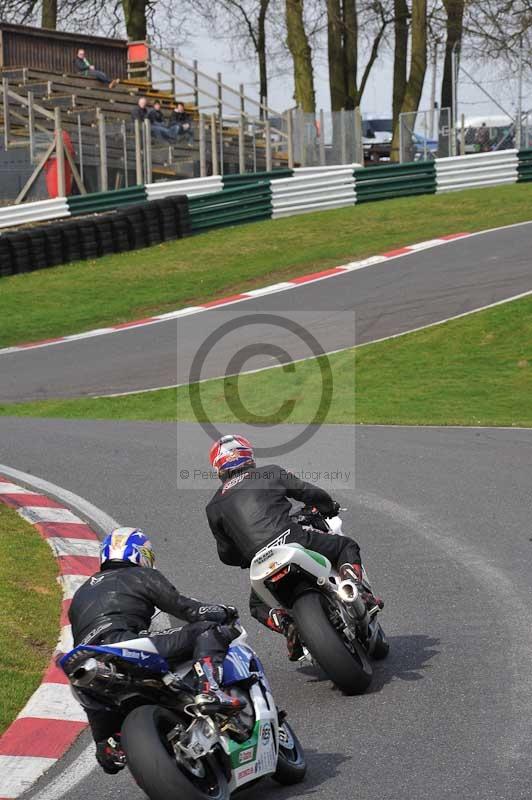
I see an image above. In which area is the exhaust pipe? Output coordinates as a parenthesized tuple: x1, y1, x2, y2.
(337, 580, 368, 622)
(72, 658, 116, 687)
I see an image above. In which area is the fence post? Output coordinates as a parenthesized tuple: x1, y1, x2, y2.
(460, 113, 465, 156)
(239, 83, 245, 175)
(265, 118, 272, 172)
(287, 109, 294, 168)
(319, 109, 325, 166)
(97, 109, 108, 192)
(54, 107, 66, 197)
(210, 113, 219, 175)
(121, 120, 128, 187)
(354, 106, 363, 165)
(146, 39, 152, 84)
(143, 118, 152, 184)
(28, 90, 35, 162)
(77, 114, 84, 184)
(170, 47, 176, 99)
(2, 78, 10, 150)
(252, 119, 257, 172)
(134, 118, 143, 185)
(217, 72, 224, 174)
(193, 59, 199, 107)
(199, 114, 206, 177)
(299, 108, 306, 167)
(399, 115, 404, 164)
(340, 108, 347, 164)
(238, 115, 246, 174)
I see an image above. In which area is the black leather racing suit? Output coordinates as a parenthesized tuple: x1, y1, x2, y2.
(206, 464, 361, 626)
(69, 561, 233, 741)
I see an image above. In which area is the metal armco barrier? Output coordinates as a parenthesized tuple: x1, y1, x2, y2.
(435, 150, 518, 193)
(189, 182, 272, 232)
(354, 161, 436, 202)
(517, 149, 532, 183)
(222, 169, 294, 188)
(293, 164, 361, 175)
(271, 168, 356, 219)
(0, 198, 70, 230)
(146, 176, 223, 200)
(0, 151, 528, 246)
(67, 186, 148, 216)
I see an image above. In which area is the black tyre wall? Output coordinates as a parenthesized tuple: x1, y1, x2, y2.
(0, 196, 191, 279)
(0, 237, 13, 276)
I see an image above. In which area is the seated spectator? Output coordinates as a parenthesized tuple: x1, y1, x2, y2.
(169, 101, 194, 146)
(131, 96, 149, 123)
(74, 49, 119, 89)
(147, 100, 174, 143)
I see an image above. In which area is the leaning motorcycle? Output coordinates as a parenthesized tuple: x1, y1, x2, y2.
(59, 623, 305, 800)
(250, 507, 389, 695)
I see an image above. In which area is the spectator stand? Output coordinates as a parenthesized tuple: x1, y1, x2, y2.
(0, 24, 293, 204)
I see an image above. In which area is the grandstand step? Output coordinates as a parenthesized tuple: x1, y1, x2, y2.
(16, 82, 51, 97)
(0, 68, 28, 80)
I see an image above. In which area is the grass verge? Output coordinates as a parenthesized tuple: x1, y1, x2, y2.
(1, 183, 531, 347)
(0, 502, 62, 735)
(1, 293, 531, 427)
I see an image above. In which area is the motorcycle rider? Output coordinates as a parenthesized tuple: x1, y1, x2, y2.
(68, 527, 243, 775)
(206, 435, 381, 661)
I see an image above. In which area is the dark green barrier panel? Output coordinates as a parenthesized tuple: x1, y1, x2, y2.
(517, 149, 532, 183)
(68, 185, 148, 216)
(189, 183, 272, 232)
(354, 161, 436, 202)
(222, 169, 293, 188)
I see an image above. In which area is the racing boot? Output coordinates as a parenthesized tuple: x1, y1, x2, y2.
(267, 609, 304, 662)
(95, 735, 126, 774)
(339, 563, 384, 611)
(194, 656, 246, 716)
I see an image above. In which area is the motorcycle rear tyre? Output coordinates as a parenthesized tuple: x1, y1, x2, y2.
(292, 591, 372, 695)
(122, 704, 229, 800)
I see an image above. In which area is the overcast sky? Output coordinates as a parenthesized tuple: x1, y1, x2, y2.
(175, 23, 531, 127)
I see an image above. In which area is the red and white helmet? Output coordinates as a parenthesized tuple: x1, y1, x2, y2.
(209, 434, 255, 477)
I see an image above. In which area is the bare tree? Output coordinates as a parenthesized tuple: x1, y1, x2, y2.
(392, 0, 408, 130)
(391, 0, 427, 160)
(122, 0, 149, 39)
(41, 0, 57, 27)
(181, 1, 271, 111)
(0, 0, 39, 24)
(286, 0, 316, 111)
(326, 0, 393, 111)
(439, 0, 465, 124)
(464, 0, 532, 65)
(0, 0, 146, 37)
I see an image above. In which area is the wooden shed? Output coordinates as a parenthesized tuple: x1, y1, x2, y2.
(0, 22, 128, 79)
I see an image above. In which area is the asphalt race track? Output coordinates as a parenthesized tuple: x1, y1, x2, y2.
(1, 419, 531, 800)
(2, 219, 532, 800)
(1, 222, 532, 402)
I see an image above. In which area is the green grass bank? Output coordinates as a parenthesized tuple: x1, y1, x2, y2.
(2, 293, 531, 427)
(0, 503, 62, 734)
(1, 183, 531, 347)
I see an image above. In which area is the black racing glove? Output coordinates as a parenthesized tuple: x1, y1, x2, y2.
(195, 604, 239, 624)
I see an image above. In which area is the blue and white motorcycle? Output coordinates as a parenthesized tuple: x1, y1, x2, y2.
(60, 623, 305, 800)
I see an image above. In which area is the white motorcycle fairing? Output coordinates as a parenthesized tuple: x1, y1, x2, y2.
(250, 542, 333, 610)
